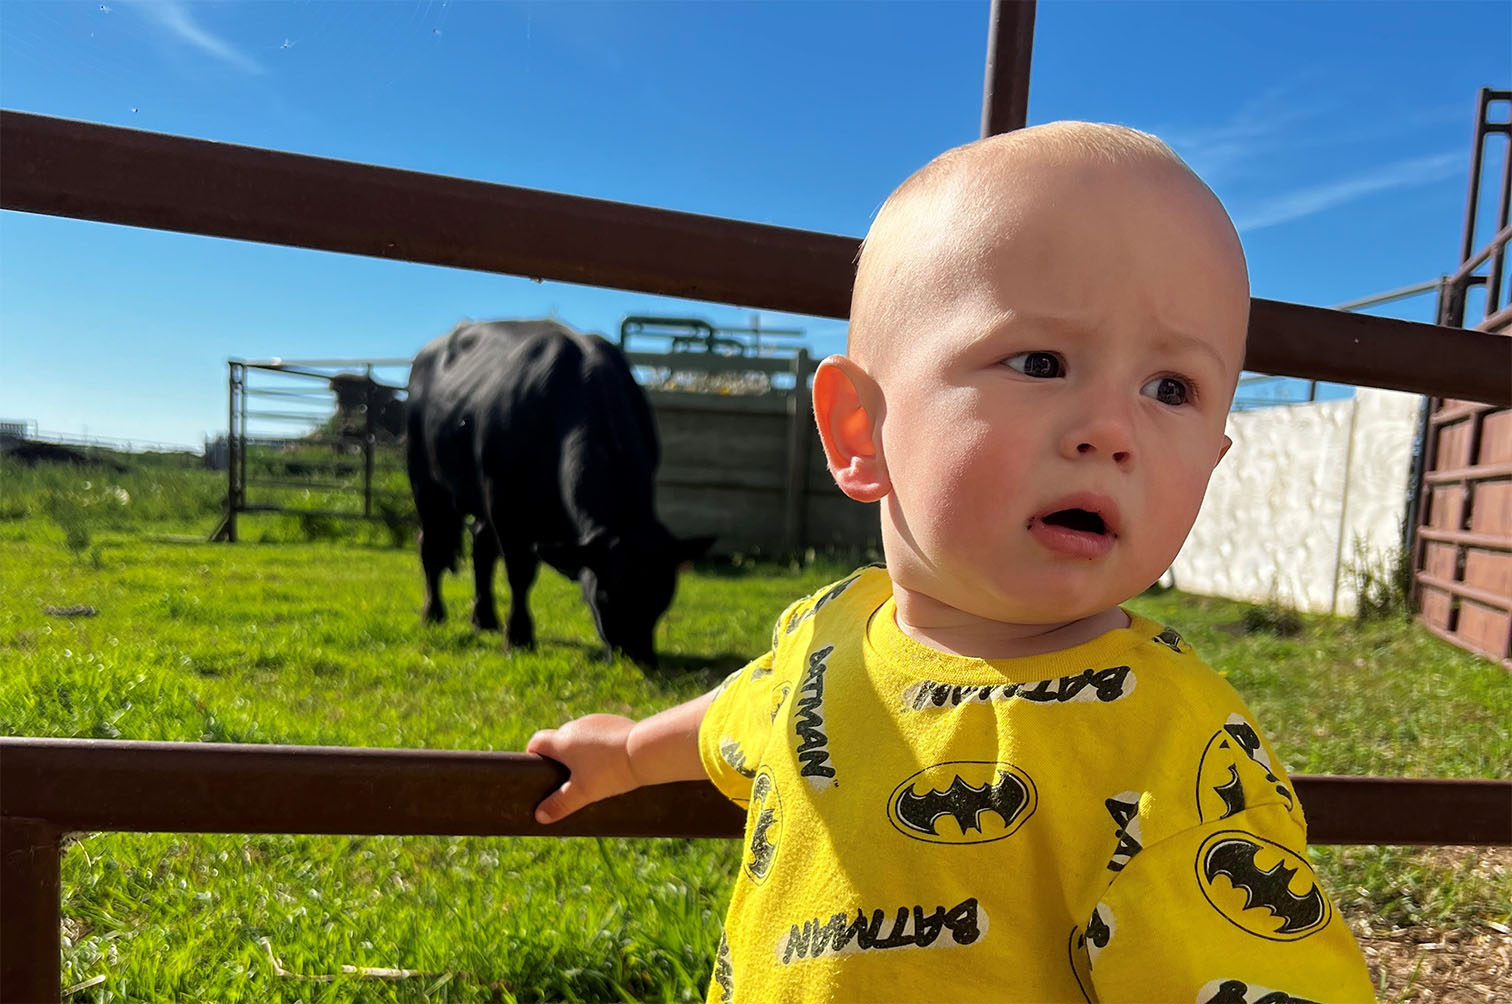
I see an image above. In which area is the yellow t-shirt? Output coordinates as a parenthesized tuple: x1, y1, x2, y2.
(698, 568, 1375, 1003)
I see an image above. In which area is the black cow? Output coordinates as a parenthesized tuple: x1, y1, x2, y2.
(405, 319, 711, 666)
(328, 373, 406, 442)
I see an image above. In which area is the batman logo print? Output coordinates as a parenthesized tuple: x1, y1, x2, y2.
(769, 682, 792, 722)
(1197, 978, 1319, 1004)
(888, 761, 1037, 844)
(1196, 831, 1330, 940)
(1152, 626, 1185, 653)
(1196, 714, 1295, 822)
(719, 738, 756, 779)
(745, 769, 782, 884)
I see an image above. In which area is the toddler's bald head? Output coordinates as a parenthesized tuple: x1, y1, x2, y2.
(848, 122, 1247, 385)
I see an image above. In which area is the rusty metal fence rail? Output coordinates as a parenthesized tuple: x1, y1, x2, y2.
(3, 737, 1509, 1001)
(1, 110, 1509, 406)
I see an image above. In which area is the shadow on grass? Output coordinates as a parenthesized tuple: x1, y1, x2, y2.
(528, 636, 750, 681)
(689, 554, 871, 580)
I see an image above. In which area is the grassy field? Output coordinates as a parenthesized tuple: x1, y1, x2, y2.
(1, 458, 1509, 1002)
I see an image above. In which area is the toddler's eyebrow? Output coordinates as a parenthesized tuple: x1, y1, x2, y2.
(1151, 330, 1229, 372)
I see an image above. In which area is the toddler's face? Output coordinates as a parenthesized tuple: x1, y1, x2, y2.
(874, 159, 1249, 625)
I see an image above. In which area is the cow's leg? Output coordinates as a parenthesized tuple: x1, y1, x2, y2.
(416, 502, 462, 624)
(470, 520, 502, 632)
(501, 546, 540, 651)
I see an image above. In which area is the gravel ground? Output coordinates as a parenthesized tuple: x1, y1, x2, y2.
(1353, 847, 1511, 1003)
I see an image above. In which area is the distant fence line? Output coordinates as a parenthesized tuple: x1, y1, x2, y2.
(0, 421, 200, 458)
(213, 350, 881, 557)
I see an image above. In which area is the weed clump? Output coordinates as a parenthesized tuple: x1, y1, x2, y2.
(1242, 596, 1304, 637)
(1347, 534, 1413, 623)
(44, 490, 93, 557)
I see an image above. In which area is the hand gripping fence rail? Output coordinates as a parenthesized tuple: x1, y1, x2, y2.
(2, 738, 1510, 1000)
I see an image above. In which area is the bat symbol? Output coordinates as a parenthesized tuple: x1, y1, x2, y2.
(748, 807, 778, 879)
(1201, 835, 1328, 937)
(893, 767, 1031, 841)
(744, 770, 782, 884)
(1214, 765, 1246, 819)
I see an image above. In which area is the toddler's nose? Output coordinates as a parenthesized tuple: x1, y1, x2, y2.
(1062, 403, 1135, 467)
(1076, 439, 1132, 465)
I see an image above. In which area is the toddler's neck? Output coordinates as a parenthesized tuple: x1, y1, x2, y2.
(891, 585, 1131, 660)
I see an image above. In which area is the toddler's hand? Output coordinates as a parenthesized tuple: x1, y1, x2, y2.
(526, 714, 641, 824)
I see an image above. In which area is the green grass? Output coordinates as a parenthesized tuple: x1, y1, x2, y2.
(1, 463, 1509, 1001)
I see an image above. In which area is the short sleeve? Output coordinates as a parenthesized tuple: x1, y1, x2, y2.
(1086, 801, 1375, 1003)
(698, 650, 783, 805)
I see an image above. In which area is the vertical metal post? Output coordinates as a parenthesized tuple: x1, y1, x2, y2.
(1484, 117, 1511, 318)
(1459, 89, 1493, 267)
(363, 364, 375, 519)
(783, 349, 812, 555)
(229, 363, 241, 542)
(980, 0, 1036, 138)
(1403, 278, 1451, 572)
(238, 365, 249, 528)
(1, 817, 62, 1004)
(213, 362, 241, 542)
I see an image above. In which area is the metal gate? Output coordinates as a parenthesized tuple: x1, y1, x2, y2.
(211, 357, 412, 543)
(1413, 88, 1512, 669)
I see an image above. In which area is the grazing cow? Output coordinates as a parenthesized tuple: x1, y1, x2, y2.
(328, 373, 406, 442)
(405, 319, 712, 666)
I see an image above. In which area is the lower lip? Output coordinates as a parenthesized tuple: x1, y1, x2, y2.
(1028, 519, 1116, 559)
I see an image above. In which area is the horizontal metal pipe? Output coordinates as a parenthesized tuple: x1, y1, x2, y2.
(235, 357, 415, 369)
(1428, 401, 1498, 425)
(1447, 222, 1512, 286)
(4, 111, 1510, 404)
(1244, 298, 1512, 406)
(1417, 526, 1512, 552)
(235, 505, 394, 521)
(244, 388, 335, 400)
(245, 477, 364, 492)
(1, 738, 1506, 845)
(1424, 460, 1512, 483)
(1, 110, 858, 321)
(243, 410, 331, 423)
(1330, 279, 1443, 313)
(0, 738, 743, 839)
(1415, 572, 1512, 615)
(1479, 303, 1512, 332)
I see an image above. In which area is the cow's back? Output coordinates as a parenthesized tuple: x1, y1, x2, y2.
(407, 319, 658, 532)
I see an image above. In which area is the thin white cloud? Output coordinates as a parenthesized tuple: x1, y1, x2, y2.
(1234, 152, 1462, 233)
(1158, 80, 1334, 183)
(134, 1, 263, 74)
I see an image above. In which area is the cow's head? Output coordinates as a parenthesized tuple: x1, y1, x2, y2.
(538, 525, 714, 667)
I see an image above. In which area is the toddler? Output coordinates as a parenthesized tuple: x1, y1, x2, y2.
(528, 122, 1375, 1003)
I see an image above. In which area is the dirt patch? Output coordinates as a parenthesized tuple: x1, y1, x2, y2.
(1349, 847, 1510, 1002)
(1358, 925, 1510, 1003)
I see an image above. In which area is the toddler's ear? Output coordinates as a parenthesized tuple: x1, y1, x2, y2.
(1216, 434, 1233, 465)
(812, 355, 890, 503)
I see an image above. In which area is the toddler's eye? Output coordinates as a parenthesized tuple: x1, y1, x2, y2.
(1005, 351, 1065, 379)
(1142, 375, 1192, 406)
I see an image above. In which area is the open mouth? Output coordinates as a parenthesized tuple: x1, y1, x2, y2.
(1028, 495, 1121, 558)
(1041, 508, 1108, 536)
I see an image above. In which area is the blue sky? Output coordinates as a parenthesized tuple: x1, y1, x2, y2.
(1, 1, 1508, 448)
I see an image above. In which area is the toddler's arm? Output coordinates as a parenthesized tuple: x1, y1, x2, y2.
(526, 690, 717, 824)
